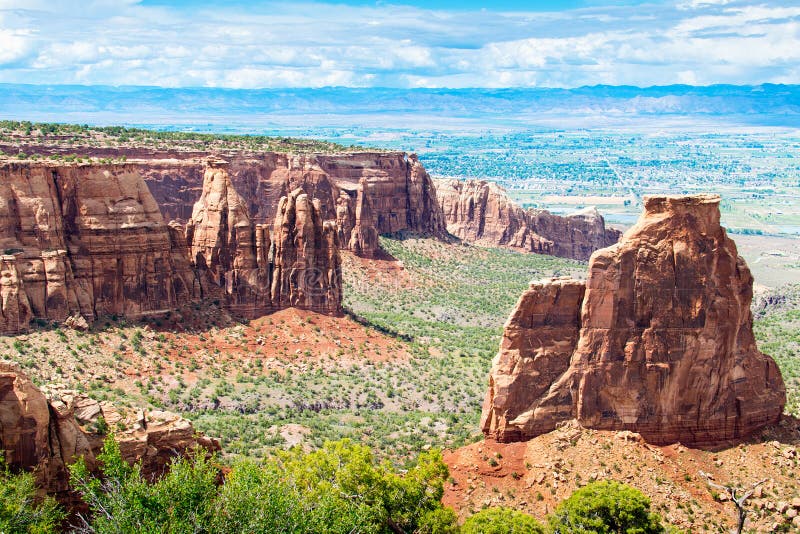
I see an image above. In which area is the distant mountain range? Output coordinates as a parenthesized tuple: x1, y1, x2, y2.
(1, 84, 798, 129)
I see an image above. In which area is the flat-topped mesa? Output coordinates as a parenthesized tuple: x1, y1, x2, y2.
(435, 178, 621, 261)
(139, 151, 447, 258)
(481, 194, 786, 447)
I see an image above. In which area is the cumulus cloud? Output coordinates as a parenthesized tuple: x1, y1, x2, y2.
(0, 0, 796, 87)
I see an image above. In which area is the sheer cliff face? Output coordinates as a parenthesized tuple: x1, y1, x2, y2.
(0, 163, 195, 329)
(435, 179, 621, 261)
(141, 152, 447, 258)
(481, 195, 786, 447)
(0, 161, 342, 333)
(271, 189, 342, 315)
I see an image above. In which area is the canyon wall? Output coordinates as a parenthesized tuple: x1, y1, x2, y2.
(481, 194, 786, 447)
(436, 179, 621, 261)
(0, 160, 342, 333)
(0, 162, 195, 330)
(140, 152, 447, 258)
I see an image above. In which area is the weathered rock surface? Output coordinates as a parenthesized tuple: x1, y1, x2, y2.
(0, 160, 343, 333)
(481, 194, 786, 446)
(0, 361, 218, 495)
(481, 278, 586, 442)
(186, 161, 341, 316)
(137, 152, 447, 258)
(0, 162, 197, 330)
(435, 178, 621, 260)
(271, 188, 342, 315)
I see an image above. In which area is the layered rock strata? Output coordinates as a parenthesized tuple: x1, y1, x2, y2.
(0, 160, 342, 333)
(0, 360, 219, 495)
(0, 163, 195, 327)
(436, 179, 621, 260)
(138, 152, 447, 258)
(481, 194, 786, 447)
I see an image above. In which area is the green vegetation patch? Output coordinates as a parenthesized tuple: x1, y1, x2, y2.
(193, 236, 582, 464)
(0, 120, 373, 155)
(754, 288, 800, 417)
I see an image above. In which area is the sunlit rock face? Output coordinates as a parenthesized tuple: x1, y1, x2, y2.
(0, 160, 344, 333)
(141, 152, 447, 259)
(0, 162, 196, 330)
(435, 178, 621, 261)
(482, 194, 786, 447)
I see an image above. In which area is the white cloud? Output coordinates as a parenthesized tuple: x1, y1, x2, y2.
(0, 0, 796, 88)
(0, 28, 35, 66)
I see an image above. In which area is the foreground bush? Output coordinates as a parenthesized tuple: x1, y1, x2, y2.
(70, 437, 456, 534)
(548, 480, 667, 534)
(68, 438, 681, 534)
(0, 454, 64, 534)
(69, 439, 218, 533)
(461, 507, 544, 533)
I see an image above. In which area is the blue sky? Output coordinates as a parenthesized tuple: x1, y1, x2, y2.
(0, 0, 797, 88)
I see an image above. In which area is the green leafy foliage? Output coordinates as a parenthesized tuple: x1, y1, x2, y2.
(0, 454, 64, 534)
(460, 507, 545, 534)
(548, 480, 666, 534)
(753, 293, 800, 416)
(70, 436, 457, 534)
(70, 438, 219, 533)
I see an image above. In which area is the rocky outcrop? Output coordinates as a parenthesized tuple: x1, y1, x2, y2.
(0, 361, 219, 495)
(271, 188, 342, 315)
(0, 160, 343, 333)
(0, 256, 32, 334)
(138, 152, 447, 258)
(481, 194, 786, 447)
(0, 163, 197, 330)
(185, 161, 341, 316)
(435, 179, 621, 261)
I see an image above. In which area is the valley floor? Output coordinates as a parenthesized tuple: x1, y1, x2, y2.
(2, 235, 798, 532)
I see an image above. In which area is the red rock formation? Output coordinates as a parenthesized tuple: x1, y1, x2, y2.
(271, 188, 342, 315)
(0, 160, 343, 333)
(348, 178, 379, 257)
(138, 152, 447, 258)
(0, 162, 197, 331)
(0, 256, 32, 334)
(481, 194, 786, 447)
(481, 277, 585, 441)
(186, 161, 341, 317)
(0, 361, 218, 495)
(435, 178, 621, 261)
(0, 360, 86, 494)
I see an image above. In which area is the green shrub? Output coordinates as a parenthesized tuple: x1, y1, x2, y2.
(70, 437, 457, 533)
(461, 507, 544, 534)
(0, 454, 64, 534)
(70, 438, 219, 533)
(548, 480, 666, 534)
(276, 438, 455, 533)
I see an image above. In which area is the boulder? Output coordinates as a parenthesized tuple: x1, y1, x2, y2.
(481, 194, 786, 446)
